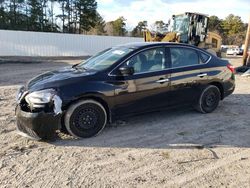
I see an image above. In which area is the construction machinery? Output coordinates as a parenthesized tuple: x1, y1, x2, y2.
(144, 12, 222, 56)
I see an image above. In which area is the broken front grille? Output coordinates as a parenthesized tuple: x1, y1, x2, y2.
(16, 120, 41, 140)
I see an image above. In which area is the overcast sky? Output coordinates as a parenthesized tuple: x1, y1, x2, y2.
(96, 0, 250, 30)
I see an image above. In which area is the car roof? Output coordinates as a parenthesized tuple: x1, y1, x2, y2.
(116, 42, 200, 50)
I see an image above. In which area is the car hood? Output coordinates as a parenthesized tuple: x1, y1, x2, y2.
(26, 66, 96, 91)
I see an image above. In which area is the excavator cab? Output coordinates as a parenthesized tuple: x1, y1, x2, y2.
(144, 12, 209, 47)
(170, 12, 209, 46)
(143, 12, 221, 56)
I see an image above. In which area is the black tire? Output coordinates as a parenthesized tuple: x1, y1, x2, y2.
(64, 100, 107, 138)
(60, 118, 69, 134)
(194, 85, 221, 113)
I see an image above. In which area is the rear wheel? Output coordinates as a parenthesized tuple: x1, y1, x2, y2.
(194, 85, 221, 113)
(64, 100, 107, 138)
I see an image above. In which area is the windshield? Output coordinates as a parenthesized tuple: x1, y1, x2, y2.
(172, 15, 189, 33)
(77, 47, 133, 71)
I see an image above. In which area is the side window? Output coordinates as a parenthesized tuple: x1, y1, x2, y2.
(123, 48, 166, 74)
(170, 47, 200, 68)
(200, 52, 210, 63)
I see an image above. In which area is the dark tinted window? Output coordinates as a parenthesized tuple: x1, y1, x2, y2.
(200, 52, 210, 63)
(123, 48, 167, 74)
(170, 48, 199, 68)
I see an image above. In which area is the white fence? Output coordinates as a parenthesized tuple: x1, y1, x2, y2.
(0, 30, 143, 56)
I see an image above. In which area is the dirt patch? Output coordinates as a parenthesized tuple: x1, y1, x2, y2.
(0, 58, 250, 187)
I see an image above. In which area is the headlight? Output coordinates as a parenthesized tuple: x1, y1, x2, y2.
(25, 89, 56, 108)
(16, 86, 27, 102)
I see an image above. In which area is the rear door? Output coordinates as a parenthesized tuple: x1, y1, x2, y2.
(168, 46, 211, 105)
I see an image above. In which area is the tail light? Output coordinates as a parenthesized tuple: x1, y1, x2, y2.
(227, 64, 235, 73)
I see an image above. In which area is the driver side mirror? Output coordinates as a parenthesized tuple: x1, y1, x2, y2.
(119, 66, 134, 76)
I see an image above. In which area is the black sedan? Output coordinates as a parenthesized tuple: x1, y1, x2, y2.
(16, 42, 235, 140)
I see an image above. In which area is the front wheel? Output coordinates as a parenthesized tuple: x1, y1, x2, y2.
(64, 100, 107, 138)
(194, 85, 221, 113)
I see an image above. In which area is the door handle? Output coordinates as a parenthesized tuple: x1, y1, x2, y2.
(156, 78, 169, 83)
(197, 73, 207, 77)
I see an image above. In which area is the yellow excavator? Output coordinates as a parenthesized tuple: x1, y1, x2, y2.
(144, 12, 222, 56)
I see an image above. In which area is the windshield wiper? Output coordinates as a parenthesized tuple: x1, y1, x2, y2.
(72, 63, 79, 68)
(72, 65, 88, 71)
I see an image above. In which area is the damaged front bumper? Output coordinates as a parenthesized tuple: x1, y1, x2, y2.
(15, 87, 63, 140)
(16, 106, 62, 140)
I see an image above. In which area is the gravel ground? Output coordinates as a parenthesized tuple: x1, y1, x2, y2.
(0, 57, 250, 187)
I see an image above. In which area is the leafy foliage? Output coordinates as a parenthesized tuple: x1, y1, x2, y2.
(208, 16, 223, 33)
(76, 0, 97, 33)
(153, 20, 168, 33)
(208, 14, 247, 45)
(131, 21, 147, 37)
(111, 16, 127, 36)
(0, 1, 248, 43)
(87, 12, 106, 35)
(222, 14, 245, 35)
(0, 0, 100, 33)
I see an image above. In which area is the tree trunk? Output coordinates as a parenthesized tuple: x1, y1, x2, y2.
(62, 2, 65, 32)
(67, 0, 70, 32)
(78, 6, 81, 34)
(13, 0, 17, 28)
(51, 2, 54, 31)
(26, 5, 28, 30)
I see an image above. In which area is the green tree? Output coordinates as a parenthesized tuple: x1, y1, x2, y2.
(27, 0, 43, 31)
(64, 0, 78, 33)
(76, 0, 98, 34)
(0, 0, 8, 29)
(57, 0, 67, 32)
(0, 0, 28, 30)
(153, 20, 168, 33)
(88, 12, 106, 35)
(131, 21, 147, 37)
(112, 16, 127, 36)
(0, 0, 100, 33)
(221, 14, 246, 45)
(222, 14, 245, 35)
(208, 15, 223, 33)
(48, 0, 58, 32)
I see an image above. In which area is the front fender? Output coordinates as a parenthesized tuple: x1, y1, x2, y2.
(58, 81, 115, 110)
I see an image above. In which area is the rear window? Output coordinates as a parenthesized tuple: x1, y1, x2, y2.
(170, 48, 200, 68)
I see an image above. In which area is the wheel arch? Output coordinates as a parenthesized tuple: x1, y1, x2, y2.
(209, 82, 224, 100)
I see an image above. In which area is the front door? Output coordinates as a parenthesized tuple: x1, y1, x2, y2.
(110, 47, 172, 117)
